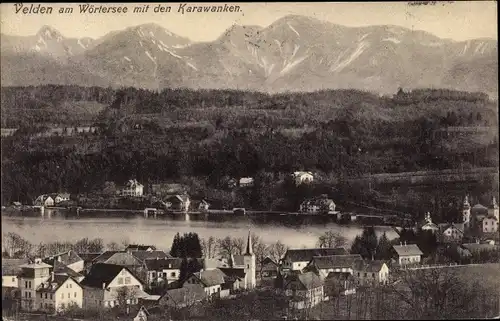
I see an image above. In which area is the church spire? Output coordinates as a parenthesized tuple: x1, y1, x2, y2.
(463, 195, 470, 209)
(245, 231, 253, 256)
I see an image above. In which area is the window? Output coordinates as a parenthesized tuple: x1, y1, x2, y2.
(372, 273, 375, 278)
(25, 281, 28, 288)
(125, 277, 131, 284)
(357, 272, 360, 277)
(364, 273, 367, 277)
(74, 292, 77, 298)
(117, 278, 124, 285)
(50, 294, 53, 300)
(45, 293, 48, 299)
(29, 281, 31, 288)
(12, 277, 15, 282)
(171, 272, 176, 277)
(40, 293, 43, 298)
(68, 293, 70, 299)
(152, 272, 156, 277)
(69, 283, 72, 289)
(61, 293, 64, 299)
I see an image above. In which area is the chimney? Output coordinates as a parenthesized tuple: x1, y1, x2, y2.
(404, 241, 407, 246)
(102, 282, 106, 289)
(57, 256, 61, 262)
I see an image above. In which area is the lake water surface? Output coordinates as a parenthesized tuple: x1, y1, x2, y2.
(1, 213, 398, 251)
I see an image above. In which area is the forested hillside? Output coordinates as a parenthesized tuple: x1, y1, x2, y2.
(1, 85, 498, 213)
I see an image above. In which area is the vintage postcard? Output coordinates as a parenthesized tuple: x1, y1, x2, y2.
(1, 2, 499, 320)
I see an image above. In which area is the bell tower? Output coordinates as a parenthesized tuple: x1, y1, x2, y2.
(462, 195, 471, 229)
(243, 231, 256, 290)
(490, 196, 499, 221)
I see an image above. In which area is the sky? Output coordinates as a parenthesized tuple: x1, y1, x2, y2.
(0, 2, 497, 42)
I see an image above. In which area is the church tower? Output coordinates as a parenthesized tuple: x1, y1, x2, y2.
(243, 231, 256, 290)
(490, 196, 499, 221)
(462, 195, 471, 229)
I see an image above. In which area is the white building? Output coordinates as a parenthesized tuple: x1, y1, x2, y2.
(420, 212, 439, 234)
(280, 248, 348, 274)
(482, 216, 499, 233)
(299, 197, 336, 214)
(352, 260, 390, 286)
(37, 273, 83, 313)
(119, 179, 144, 197)
(292, 171, 314, 185)
(18, 259, 53, 311)
(80, 263, 146, 310)
(392, 243, 423, 266)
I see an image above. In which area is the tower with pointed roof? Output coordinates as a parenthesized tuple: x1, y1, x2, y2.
(243, 231, 256, 290)
(462, 195, 471, 229)
(489, 196, 499, 221)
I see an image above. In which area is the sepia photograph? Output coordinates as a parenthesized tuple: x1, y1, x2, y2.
(1, 1, 499, 320)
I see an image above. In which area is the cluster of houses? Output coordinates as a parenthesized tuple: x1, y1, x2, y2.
(2, 230, 438, 316)
(420, 195, 499, 243)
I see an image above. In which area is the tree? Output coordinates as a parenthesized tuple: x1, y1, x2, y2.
(375, 232, 392, 260)
(201, 236, 219, 259)
(268, 241, 288, 264)
(317, 230, 347, 248)
(115, 286, 139, 315)
(170, 232, 202, 258)
(351, 226, 378, 259)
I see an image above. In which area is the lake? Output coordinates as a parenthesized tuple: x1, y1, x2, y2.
(1, 212, 399, 251)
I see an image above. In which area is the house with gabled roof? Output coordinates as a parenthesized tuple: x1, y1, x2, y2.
(299, 196, 337, 214)
(144, 258, 183, 287)
(392, 243, 423, 266)
(80, 263, 146, 310)
(260, 257, 279, 279)
(302, 254, 362, 279)
(182, 268, 228, 298)
(36, 273, 83, 313)
(282, 271, 324, 310)
(165, 194, 191, 212)
(292, 171, 314, 185)
(43, 250, 84, 273)
(51, 261, 84, 283)
(352, 260, 389, 286)
(33, 195, 54, 207)
(438, 223, 465, 243)
(118, 179, 144, 197)
(281, 247, 348, 274)
(158, 284, 207, 308)
(420, 212, 439, 234)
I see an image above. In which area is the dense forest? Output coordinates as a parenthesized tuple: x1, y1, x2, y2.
(1, 85, 498, 219)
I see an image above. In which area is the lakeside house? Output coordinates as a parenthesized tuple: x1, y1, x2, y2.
(118, 179, 144, 197)
(392, 243, 423, 266)
(299, 196, 336, 214)
(165, 194, 191, 212)
(33, 195, 55, 207)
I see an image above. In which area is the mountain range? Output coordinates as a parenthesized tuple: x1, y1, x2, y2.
(1, 15, 497, 95)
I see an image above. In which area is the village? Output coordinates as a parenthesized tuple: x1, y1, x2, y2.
(2, 189, 499, 320)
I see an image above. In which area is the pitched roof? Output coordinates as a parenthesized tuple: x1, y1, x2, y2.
(309, 254, 362, 270)
(161, 284, 206, 305)
(80, 263, 139, 288)
(192, 269, 226, 287)
(352, 260, 387, 273)
(293, 171, 313, 177)
(393, 244, 423, 257)
(77, 253, 101, 264)
(132, 250, 170, 263)
(126, 244, 157, 251)
(484, 215, 498, 221)
(91, 251, 122, 264)
(285, 271, 323, 290)
(284, 247, 348, 262)
(2, 258, 30, 276)
(52, 261, 84, 279)
(104, 252, 143, 267)
(43, 250, 83, 266)
(230, 255, 245, 267)
(219, 267, 246, 280)
(438, 223, 465, 234)
(37, 275, 79, 293)
(261, 257, 279, 271)
(144, 258, 183, 271)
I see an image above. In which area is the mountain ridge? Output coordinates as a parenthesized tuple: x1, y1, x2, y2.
(1, 15, 497, 95)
